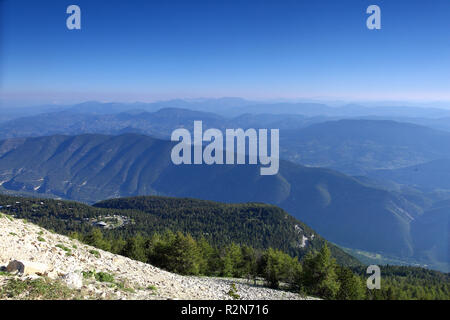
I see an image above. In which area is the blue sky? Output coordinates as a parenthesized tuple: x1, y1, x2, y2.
(1, 0, 449, 107)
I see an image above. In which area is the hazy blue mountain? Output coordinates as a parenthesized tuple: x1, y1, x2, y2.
(369, 159, 450, 191)
(357, 115, 450, 133)
(0, 133, 442, 268)
(227, 102, 450, 118)
(280, 120, 450, 174)
(411, 202, 449, 270)
(0, 107, 334, 141)
(232, 113, 333, 130)
(51, 98, 256, 116)
(0, 108, 228, 140)
(3, 99, 450, 120)
(0, 104, 68, 122)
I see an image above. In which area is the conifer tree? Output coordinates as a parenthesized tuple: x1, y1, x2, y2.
(336, 267, 366, 300)
(300, 244, 340, 299)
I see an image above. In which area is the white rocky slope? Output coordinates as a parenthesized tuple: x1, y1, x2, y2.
(0, 213, 312, 300)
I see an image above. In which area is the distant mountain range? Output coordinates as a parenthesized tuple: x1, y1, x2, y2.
(3, 99, 450, 118)
(0, 133, 446, 271)
(3, 107, 450, 174)
(0, 108, 324, 140)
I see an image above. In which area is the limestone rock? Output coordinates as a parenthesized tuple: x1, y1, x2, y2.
(47, 270, 59, 280)
(62, 272, 83, 289)
(6, 260, 49, 275)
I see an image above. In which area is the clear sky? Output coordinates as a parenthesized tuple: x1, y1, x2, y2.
(1, 0, 449, 107)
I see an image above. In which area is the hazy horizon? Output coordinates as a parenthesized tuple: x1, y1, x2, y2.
(1, 96, 450, 111)
(1, 0, 449, 109)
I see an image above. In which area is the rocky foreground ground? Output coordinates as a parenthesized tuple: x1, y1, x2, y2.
(0, 213, 313, 300)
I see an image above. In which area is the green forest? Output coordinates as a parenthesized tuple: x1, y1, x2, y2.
(0, 195, 358, 265)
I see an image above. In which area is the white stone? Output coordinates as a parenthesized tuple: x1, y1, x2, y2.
(62, 272, 83, 289)
(6, 260, 49, 275)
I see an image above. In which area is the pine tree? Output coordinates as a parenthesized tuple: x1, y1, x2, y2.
(121, 234, 147, 262)
(170, 232, 202, 275)
(197, 237, 214, 275)
(240, 245, 257, 283)
(300, 244, 340, 299)
(84, 228, 111, 251)
(336, 267, 366, 300)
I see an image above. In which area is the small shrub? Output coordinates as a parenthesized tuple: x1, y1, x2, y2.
(89, 250, 100, 258)
(123, 287, 135, 293)
(82, 270, 95, 279)
(227, 283, 241, 300)
(94, 272, 115, 283)
(37, 236, 45, 242)
(0, 277, 81, 300)
(55, 244, 71, 253)
(112, 280, 135, 293)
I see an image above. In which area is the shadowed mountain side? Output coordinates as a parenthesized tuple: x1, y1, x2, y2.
(411, 204, 449, 267)
(369, 159, 450, 191)
(0, 134, 424, 260)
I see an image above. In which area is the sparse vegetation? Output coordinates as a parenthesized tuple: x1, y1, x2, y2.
(81, 270, 135, 293)
(82, 270, 95, 279)
(227, 283, 240, 300)
(89, 250, 100, 258)
(56, 244, 71, 253)
(0, 277, 81, 300)
(94, 271, 115, 283)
